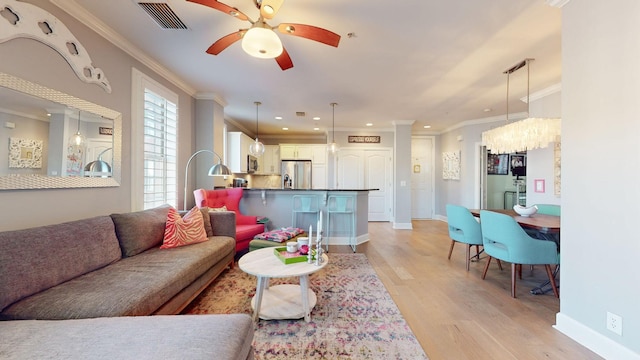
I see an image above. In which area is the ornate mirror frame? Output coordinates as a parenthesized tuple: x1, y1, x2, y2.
(0, 72, 122, 190)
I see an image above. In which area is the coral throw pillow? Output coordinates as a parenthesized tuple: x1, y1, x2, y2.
(161, 206, 208, 249)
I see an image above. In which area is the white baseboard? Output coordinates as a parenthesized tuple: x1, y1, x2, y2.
(325, 234, 369, 247)
(555, 312, 640, 360)
(393, 222, 413, 229)
(434, 214, 447, 222)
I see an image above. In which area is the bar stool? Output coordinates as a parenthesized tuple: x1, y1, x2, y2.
(292, 195, 320, 230)
(326, 195, 356, 252)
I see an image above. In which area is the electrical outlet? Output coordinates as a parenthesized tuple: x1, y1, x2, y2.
(606, 312, 623, 336)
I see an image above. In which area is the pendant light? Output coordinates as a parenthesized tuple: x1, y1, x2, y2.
(68, 110, 86, 149)
(327, 102, 339, 154)
(482, 59, 561, 154)
(249, 101, 266, 156)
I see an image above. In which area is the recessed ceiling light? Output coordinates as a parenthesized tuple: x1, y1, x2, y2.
(366, 123, 373, 127)
(313, 117, 320, 120)
(423, 125, 431, 129)
(275, 116, 283, 120)
(313, 127, 320, 131)
(282, 127, 289, 131)
(484, 108, 492, 112)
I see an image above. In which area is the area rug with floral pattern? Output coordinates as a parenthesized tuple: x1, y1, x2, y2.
(184, 253, 428, 360)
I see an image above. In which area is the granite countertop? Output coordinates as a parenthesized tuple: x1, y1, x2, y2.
(244, 188, 378, 191)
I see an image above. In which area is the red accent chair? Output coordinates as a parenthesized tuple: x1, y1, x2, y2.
(193, 188, 264, 253)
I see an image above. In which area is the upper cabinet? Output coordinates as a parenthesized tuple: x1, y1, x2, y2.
(227, 132, 253, 173)
(279, 144, 326, 165)
(257, 145, 280, 175)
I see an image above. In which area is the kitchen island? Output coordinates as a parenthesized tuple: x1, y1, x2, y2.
(239, 189, 376, 251)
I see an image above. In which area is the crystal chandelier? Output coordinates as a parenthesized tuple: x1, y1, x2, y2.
(327, 102, 339, 155)
(482, 59, 561, 154)
(249, 101, 266, 156)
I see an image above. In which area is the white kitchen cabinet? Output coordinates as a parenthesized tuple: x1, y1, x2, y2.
(279, 144, 327, 188)
(227, 131, 253, 173)
(257, 145, 280, 174)
(279, 144, 326, 163)
(312, 163, 327, 189)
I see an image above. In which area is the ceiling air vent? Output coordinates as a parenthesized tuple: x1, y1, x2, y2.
(296, 111, 306, 117)
(137, 2, 188, 30)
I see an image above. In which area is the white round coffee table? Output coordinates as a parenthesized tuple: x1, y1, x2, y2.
(238, 247, 329, 322)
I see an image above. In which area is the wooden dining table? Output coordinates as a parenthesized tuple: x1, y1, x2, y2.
(469, 209, 560, 234)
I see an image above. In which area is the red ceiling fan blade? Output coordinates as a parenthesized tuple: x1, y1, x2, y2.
(275, 47, 293, 70)
(277, 23, 341, 47)
(258, 0, 284, 20)
(187, 0, 250, 22)
(206, 30, 246, 55)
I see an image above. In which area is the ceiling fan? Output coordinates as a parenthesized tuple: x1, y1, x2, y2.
(187, 0, 341, 70)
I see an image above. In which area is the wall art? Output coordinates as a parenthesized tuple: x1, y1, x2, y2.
(9, 137, 43, 168)
(442, 151, 460, 180)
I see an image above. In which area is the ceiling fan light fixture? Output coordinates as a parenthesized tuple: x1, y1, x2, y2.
(263, 5, 274, 15)
(242, 26, 283, 59)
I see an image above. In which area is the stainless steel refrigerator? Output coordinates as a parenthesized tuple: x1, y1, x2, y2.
(281, 160, 312, 189)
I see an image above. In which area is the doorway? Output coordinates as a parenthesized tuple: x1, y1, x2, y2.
(411, 136, 434, 219)
(475, 142, 526, 210)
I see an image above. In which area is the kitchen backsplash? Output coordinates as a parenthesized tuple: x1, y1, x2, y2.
(249, 175, 282, 189)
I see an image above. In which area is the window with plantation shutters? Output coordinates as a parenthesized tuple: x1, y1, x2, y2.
(143, 89, 178, 209)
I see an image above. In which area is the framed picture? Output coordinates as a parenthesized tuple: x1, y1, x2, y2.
(487, 153, 509, 175)
(534, 179, 546, 193)
(509, 154, 526, 169)
(9, 137, 43, 169)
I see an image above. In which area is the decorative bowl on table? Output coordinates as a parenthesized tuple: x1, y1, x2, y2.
(513, 204, 538, 217)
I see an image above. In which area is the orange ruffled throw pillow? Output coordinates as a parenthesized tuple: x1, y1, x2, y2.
(161, 206, 208, 249)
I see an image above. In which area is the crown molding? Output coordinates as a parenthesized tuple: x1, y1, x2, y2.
(391, 120, 415, 126)
(546, 0, 571, 8)
(194, 92, 227, 107)
(49, 0, 197, 96)
(520, 83, 562, 103)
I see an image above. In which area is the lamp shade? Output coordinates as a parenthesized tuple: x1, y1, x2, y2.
(208, 162, 231, 176)
(241, 27, 283, 59)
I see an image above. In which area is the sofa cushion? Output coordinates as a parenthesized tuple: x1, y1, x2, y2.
(199, 207, 213, 237)
(0, 314, 254, 360)
(161, 207, 208, 249)
(0, 216, 121, 312)
(111, 205, 171, 257)
(0, 235, 235, 320)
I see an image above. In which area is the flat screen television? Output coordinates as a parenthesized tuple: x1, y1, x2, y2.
(511, 165, 526, 178)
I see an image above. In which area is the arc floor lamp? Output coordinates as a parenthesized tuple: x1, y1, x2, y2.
(183, 149, 231, 210)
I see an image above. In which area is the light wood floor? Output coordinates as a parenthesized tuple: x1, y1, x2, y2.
(329, 220, 602, 360)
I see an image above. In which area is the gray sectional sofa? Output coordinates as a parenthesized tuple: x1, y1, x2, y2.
(0, 205, 254, 360)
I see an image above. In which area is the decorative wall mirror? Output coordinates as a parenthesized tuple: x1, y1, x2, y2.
(0, 72, 121, 190)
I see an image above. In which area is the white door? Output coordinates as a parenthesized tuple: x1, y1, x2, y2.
(365, 150, 392, 221)
(336, 150, 364, 188)
(411, 137, 434, 219)
(336, 148, 392, 222)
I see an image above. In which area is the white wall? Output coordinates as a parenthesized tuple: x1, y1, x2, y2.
(554, 0, 640, 358)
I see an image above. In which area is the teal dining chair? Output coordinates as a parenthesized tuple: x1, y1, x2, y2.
(446, 204, 487, 271)
(535, 204, 561, 216)
(479, 210, 559, 298)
